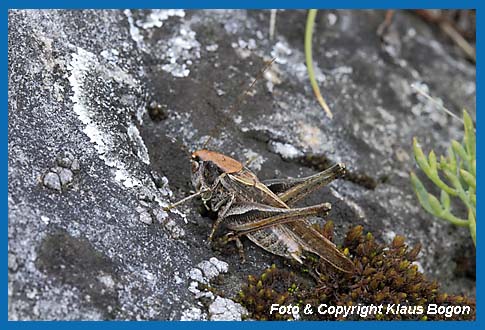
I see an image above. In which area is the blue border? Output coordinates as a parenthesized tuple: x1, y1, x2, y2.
(1, 1, 480, 10)
(3, 0, 481, 329)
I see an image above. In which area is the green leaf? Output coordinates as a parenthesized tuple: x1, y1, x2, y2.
(410, 172, 433, 214)
(469, 211, 476, 246)
(463, 110, 476, 160)
(440, 190, 450, 211)
(446, 146, 457, 173)
(443, 168, 462, 191)
(413, 138, 430, 173)
(428, 194, 443, 216)
(428, 150, 438, 173)
(452, 140, 469, 167)
(460, 169, 476, 190)
(470, 192, 476, 207)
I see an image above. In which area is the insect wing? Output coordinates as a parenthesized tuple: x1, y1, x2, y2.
(285, 221, 355, 273)
(228, 169, 288, 208)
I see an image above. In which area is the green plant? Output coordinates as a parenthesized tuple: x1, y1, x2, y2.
(410, 110, 476, 245)
(305, 9, 333, 119)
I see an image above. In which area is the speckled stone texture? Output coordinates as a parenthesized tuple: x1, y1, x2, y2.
(8, 10, 475, 320)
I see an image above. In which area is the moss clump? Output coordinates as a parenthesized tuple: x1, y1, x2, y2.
(237, 223, 475, 320)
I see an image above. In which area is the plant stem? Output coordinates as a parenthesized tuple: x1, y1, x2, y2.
(305, 9, 333, 119)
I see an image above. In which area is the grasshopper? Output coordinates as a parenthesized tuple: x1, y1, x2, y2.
(167, 149, 354, 273)
(164, 60, 354, 273)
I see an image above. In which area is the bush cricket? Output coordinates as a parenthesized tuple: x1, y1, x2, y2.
(164, 60, 354, 273)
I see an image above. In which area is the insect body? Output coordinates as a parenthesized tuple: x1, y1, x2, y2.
(190, 149, 355, 273)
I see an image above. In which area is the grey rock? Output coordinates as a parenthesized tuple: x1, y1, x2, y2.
(42, 172, 61, 191)
(57, 167, 74, 186)
(8, 252, 19, 272)
(71, 159, 80, 172)
(153, 207, 169, 224)
(164, 218, 185, 239)
(8, 9, 475, 321)
(138, 211, 153, 225)
(56, 150, 75, 168)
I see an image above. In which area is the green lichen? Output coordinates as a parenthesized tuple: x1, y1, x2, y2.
(237, 223, 475, 320)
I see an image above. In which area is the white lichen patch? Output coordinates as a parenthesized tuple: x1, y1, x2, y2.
(271, 41, 293, 65)
(68, 47, 143, 187)
(327, 12, 338, 26)
(67, 45, 186, 236)
(205, 44, 219, 52)
(127, 124, 150, 165)
(209, 297, 248, 321)
(173, 271, 184, 285)
(269, 141, 303, 159)
(124, 9, 185, 48)
(184, 257, 243, 320)
(383, 230, 397, 244)
(124, 9, 198, 78)
(100, 48, 120, 63)
(124, 10, 145, 51)
(188, 268, 206, 284)
(196, 258, 229, 281)
(163, 218, 186, 239)
(330, 65, 353, 82)
(410, 82, 448, 127)
(181, 306, 207, 321)
(136, 206, 153, 225)
(188, 281, 201, 294)
(136, 9, 185, 29)
(209, 257, 229, 273)
(412, 261, 424, 273)
(159, 25, 200, 78)
(97, 274, 116, 290)
(68, 47, 146, 189)
(243, 149, 265, 172)
(263, 64, 283, 93)
(232, 38, 257, 59)
(297, 122, 330, 153)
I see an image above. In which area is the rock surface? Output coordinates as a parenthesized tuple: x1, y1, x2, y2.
(8, 10, 475, 320)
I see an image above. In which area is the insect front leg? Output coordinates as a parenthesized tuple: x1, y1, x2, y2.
(262, 163, 345, 206)
(208, 193, 235, 242)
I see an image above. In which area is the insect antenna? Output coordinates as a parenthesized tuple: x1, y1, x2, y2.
(202, 57, 277, 149)
(163, 188, 210, 211)
(165, 58, 276, 212)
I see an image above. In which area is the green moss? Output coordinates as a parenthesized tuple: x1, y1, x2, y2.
(237, 224, 475, 320)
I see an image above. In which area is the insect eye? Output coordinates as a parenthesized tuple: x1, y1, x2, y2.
(191, 160, 199, 173)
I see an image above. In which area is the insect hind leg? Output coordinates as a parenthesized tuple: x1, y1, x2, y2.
(263, 163, 345, 206)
